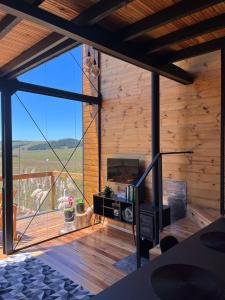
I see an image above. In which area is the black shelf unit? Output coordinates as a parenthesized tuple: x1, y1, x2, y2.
(93, 193, 135, 224)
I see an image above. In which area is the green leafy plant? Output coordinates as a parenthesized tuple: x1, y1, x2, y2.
(76, 198, 84, 205)
(64, 207, 75, 213)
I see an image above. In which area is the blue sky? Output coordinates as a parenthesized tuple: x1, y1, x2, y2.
(12, 46, 83, 141)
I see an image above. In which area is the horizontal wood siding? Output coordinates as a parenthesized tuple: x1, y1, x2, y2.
(83, 47, 221, 213)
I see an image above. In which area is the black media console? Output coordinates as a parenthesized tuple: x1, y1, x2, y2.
(93, 193, 135, 224)
(93, 194, 171, 248)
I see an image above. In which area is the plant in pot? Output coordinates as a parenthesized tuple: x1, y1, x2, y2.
(58, 192, 75, 223)
(103, 186, 113, 197)
(76, 198, 85, 214)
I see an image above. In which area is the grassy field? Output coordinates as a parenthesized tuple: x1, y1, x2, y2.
(0, 142, 84, 217)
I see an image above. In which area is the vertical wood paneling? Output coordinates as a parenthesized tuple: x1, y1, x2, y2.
(82, 46, 99, 206)
(83, 46, 221, 213)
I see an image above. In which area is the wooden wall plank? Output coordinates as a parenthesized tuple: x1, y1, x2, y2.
(83, 47, 221, 214)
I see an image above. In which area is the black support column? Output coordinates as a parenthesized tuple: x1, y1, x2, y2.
(151, 72, 160, 243)
(221, 48, 225, 215)
(1, 86, 14, 254)
(151, 72, 160, 207)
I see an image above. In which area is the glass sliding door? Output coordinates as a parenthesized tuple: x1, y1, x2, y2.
(10, 91, 98, 250)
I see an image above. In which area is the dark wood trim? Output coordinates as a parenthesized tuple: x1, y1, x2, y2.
(0, 79, 100, 104)
(0, 0, 193, 84)
(118, 0, 224, 41)
(6, 40, 80, 79)
(74, 0, 133, 26)
(161, 36, 225, 64)
(221, 48, 225, 215)
(0, 14, 20, 40)
(1, 87, 13, 255)
(146, 13, 225, 54)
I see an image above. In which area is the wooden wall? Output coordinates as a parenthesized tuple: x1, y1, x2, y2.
(83, 47, 221, 211)
(82, 46, 99, 207)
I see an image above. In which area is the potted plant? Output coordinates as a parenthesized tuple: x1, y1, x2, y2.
(76, 198, 85, 214)
(58, 192, 75, 223)
(103, 186, 113, 197)
(64, 207, 75, 222)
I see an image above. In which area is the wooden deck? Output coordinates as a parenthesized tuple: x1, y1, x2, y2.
(0, 209, 92, 251)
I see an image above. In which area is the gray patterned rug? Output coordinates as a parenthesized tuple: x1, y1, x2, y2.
(0, 253, 94, 299)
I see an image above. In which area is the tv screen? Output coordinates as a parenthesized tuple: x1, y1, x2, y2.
(107, 158, 139, 184)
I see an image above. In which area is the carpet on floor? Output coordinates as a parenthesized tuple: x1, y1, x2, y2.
(0, 253, 94, 299)
(113, 253, 149, 274)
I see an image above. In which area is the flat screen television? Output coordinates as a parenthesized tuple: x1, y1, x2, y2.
(107, 158, 139, 184)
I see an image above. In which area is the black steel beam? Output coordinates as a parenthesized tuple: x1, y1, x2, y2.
(118, 0, 224, 42)
(73, 0, 133, 26)
(6, 40, 80, 79)
(221, 48, 225, 215)
(0, 0, 193, 84)
(0, 79, 99, 104)
(0, 14, 20, 40)
(1, 87, 14, 255)
(146, 13, 225, 54)
(161, 36, 225, 64)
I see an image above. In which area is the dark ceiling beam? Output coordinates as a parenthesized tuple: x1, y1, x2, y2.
(0, 78, 99, 103)
(0, 14, 20, 39)
(0, 0, 133, 78)
(119, 0, 225, 42)
(23, 0, 45, 6)
(7, 40, 80, 78)
(74, 0, 133, 26)
(160, 36, 225, 64)
(0, 0, 193, 84)
(146, 13, 225, 54)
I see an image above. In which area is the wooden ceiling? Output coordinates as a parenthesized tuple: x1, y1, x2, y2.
(0, 0, 225, 84)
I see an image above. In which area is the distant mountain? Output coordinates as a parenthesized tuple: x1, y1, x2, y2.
(12, 138, 81, 151)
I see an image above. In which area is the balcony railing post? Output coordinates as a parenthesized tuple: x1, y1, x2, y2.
(50, 175, 56, 210)
(135, 186, 141, 269)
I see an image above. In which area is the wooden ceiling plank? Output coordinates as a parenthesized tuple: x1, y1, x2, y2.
(0, 14, 20, 40)
(7, 40, 80, 78)
(0, 0, 193, 84)
(146, 13, 225, 54)
(160, 36, 225, 63)
(1, 0, 134, 78)
(73, 0, 134, 26)
(0, 32, 68, 76)
(119, 0, 225, 42)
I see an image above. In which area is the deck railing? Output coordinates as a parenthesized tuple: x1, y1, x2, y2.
(0, 171, 83, 216)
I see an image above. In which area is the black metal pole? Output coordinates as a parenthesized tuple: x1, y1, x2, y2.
(1, 86, 14, 254)
(135, 186, 141, 269)
(151, 72, 160, 209)
(221, 48, 225, 216)
(98, 51, 102, 193)
(151, 72, 160, 245)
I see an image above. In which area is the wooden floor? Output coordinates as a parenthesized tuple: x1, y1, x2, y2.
(0, 208, 220, 295)
(22, 224, 135, 294)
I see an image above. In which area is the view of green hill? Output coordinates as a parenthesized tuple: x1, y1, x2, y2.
(12, 138, 81, 151)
